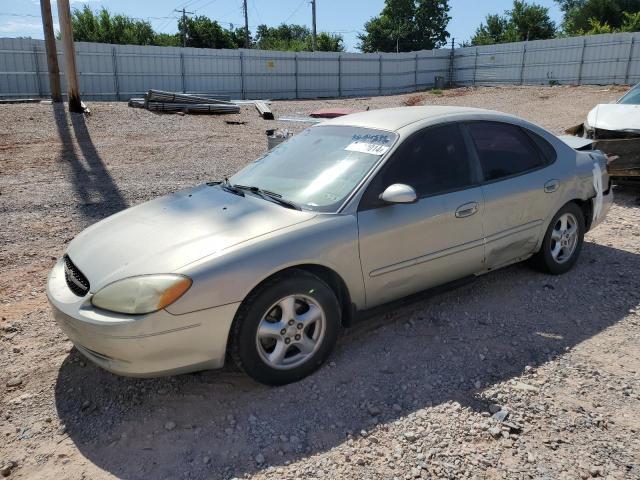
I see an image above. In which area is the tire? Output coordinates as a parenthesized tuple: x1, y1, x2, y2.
(229, 269, 341, 386)
(530, 202, 585, 275)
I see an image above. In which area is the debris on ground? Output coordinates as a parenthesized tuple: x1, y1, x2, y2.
(255, 100, 274, 120)
(266, 128, 293, 150)
(128, 89, 240, 115)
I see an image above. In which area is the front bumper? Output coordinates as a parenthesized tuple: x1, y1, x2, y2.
(47, 259, 240, 377)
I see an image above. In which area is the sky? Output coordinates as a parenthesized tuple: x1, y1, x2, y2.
(0, 0, 564, 51)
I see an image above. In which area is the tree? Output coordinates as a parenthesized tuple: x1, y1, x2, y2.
(178, 15, 236, 49)
(469, 0, 556, 45)
(69, 6, 156, 45)
(414, 0, 451, 50)
(229, 27, 252, 48)
(358, 0, 451, 52)
(470, 14, 519, 45)
(254, 24, 343, 51)
(64, 6, 343, 51)
(315, 32, 345, 52)
(509, 0, 557, 40)
(556, 0, 640, 33)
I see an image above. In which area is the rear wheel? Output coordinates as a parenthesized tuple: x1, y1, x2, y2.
(229, 270, 341, 385)
(530, 202, 585, 275)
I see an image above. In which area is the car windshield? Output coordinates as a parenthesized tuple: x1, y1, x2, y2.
(618, 84, 640, 104)
(229, 125, 397, 212)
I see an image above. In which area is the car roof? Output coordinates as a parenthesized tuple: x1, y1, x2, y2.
(320, 106, 504, 132)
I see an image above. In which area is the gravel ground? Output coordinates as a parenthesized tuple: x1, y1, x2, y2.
(1, 85, 639, 480)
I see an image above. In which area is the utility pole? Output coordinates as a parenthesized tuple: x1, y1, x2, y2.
(448, 37, 455, 87)
(311, 0, 317, 51)
(56, 0, 83, 112)
(39, 0, 61, 102)
(242, 0, 250, 48)
(174, 8, 194, 47)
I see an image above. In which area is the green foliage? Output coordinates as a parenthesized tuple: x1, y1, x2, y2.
(358, 0, 451, 52)
(471, 14, 519, 45)
(470, 1, 556, 45)
(556, 0, 640, 34)
(66, 6, 342, 51)
(254, 24, 344, 51)
(153, 33, 180, 47)
(178, 15, 236, 49)
(579, 17, 616, 33)
(621, 10, 640, 30)
(509, 0, 557, 39)
(69, 6, 157, 45)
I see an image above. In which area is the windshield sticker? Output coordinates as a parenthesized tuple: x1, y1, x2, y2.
(345, 142, 390, 155)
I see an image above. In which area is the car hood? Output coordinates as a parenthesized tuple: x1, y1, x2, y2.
(586, 104, 640, 133)
(66, 184, 316, 291)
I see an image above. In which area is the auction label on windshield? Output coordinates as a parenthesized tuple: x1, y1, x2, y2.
(345, 134, 391, 155)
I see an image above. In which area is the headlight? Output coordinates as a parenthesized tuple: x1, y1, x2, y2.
(91, 274, 192, 314)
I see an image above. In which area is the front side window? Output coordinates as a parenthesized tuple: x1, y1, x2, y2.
(360, 123, 474, 209)
(230, 125, 397, 212)
(466, 122, 547, 182)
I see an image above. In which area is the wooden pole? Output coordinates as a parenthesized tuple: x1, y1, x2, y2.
(311, 0, 317, 51)
(39, 0, 62, 102)
(57, 0, 83, 112)
(243, 0, 250, 48)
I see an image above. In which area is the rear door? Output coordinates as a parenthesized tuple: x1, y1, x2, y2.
(463, 121, 560, 268)
(357, 123, 485, 308)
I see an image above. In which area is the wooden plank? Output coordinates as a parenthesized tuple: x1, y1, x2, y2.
(255, 101, 274, 120)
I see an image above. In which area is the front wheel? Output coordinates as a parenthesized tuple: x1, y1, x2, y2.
(530, 202, 585, 275)
(229, 270, 341, 385)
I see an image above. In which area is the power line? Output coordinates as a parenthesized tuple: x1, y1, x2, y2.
(283, 0, 306, 24)
(250, 0, 263, 25)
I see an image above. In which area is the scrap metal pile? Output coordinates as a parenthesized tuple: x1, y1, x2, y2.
(128, 90, 240, 115)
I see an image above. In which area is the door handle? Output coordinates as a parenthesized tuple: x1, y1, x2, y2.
(544, 179, 559, 193)
(455, 202, 479, 218)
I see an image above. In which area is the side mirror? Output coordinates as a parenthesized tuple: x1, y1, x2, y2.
(379, 183, 417, 204)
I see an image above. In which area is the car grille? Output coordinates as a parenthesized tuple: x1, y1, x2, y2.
(63, 255, 90, 297)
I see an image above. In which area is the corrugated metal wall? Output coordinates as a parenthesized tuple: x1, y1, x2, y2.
(1, 32, 639, 101)
(454, 32, 640, 86)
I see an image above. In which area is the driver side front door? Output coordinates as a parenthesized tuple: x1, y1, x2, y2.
(356, 123, 485, 308)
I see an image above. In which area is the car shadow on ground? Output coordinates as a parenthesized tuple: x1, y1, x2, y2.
(53, 241, 640, 479)
(52, 104, 127, 219)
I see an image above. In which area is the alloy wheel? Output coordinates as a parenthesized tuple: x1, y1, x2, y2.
(255, 295, 326, 370)
(550, 212, 579, 264)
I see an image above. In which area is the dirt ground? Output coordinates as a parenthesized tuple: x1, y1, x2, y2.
(1, 85, 639, 480)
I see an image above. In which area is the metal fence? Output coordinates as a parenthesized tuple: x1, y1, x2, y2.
(1, 32, 639, 101)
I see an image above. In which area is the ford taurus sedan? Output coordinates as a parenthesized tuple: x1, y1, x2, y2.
(47, 106, 612, 385)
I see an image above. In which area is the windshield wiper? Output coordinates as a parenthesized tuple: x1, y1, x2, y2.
(218, 178, 244, 196)
(232, 184, 301, 211)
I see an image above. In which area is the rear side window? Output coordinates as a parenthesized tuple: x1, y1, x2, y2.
(466, 122, 547, 182)
(360, 123, 474, 209)
(524, 129, 557, 164)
